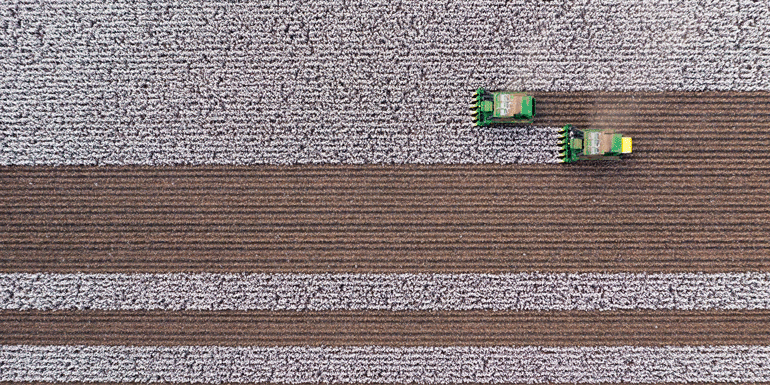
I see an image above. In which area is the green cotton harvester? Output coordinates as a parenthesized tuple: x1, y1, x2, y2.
(557, 124, 632, 163)
(470, 88, 535, 126)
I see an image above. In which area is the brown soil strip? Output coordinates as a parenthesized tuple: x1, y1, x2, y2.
(2, 310, 769, 347)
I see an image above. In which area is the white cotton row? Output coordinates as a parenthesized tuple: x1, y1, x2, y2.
(3, 272, 770, 311)
(3, 345, 770, 383)
(1, 0, 768, 165)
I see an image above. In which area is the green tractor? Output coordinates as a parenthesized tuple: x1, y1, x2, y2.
(558, 124, 633, 163)
(470, 88, 535, 126)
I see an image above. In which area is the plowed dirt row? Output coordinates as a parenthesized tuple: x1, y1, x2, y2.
(3, 250, 770, 273)
(2, 311, 769, 347)
(4, 175, 769, 189)
(3, 164, 769, 179)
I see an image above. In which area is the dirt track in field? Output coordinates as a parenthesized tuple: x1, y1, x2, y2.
(2, 92, 769, 274)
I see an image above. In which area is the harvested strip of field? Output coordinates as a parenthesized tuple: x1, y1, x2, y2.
(3, 345, 770, 383)
(2, 1, 769, 165)
(3, 101, 768, 273)
(3, 272, 770, 311)
(3, 310, 770, 347)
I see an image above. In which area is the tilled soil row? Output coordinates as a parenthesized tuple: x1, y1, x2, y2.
(1, 92, 768, 273)
(3, 310, 770, 347)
